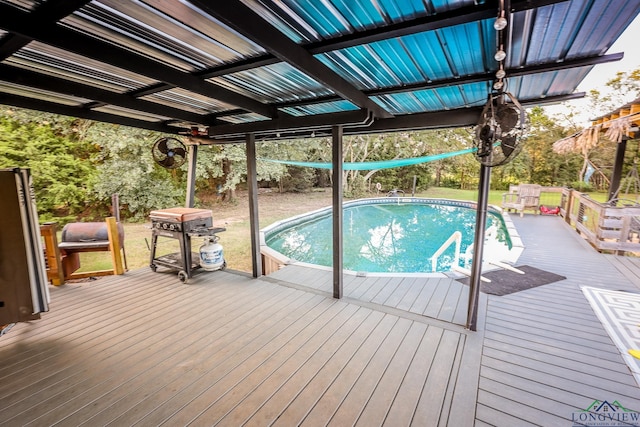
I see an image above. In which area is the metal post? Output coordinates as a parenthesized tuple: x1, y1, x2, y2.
(466, 164, 491, 331)
(246, 133, 262, 278)
(332, 125, 344, 299)
(111, 193, 120, 222)
(608, 139, 627, 203)
(185, 144, 198, 208)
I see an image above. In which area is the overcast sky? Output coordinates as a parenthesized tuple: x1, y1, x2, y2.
(549, 13, 640, 126)
(577, 14, 640, 95)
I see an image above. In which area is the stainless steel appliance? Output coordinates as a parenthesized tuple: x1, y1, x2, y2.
(0, 168, 49, 326)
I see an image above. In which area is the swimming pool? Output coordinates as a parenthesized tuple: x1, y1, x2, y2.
(261, 198, 523, 275)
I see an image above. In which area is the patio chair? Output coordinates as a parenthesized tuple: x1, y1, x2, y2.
(501, 184, 541, 217)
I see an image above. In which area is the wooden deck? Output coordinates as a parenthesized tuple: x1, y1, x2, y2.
(1, 215, 640, 426)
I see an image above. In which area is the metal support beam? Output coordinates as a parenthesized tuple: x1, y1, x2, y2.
(332, 125, 344, 299)
(467, 164, 491, 331)
(0, 64, 208, 125)
(189, 0, 391, 120)
(0, 3, 276, 119)
(185, 144, 198, 208)
(246, 133, 262, 278)
(195, 0, 570, 79)
(0, 93, 185, 134)
(608, 139, 628, 202)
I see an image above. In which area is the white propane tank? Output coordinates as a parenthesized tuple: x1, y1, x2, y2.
(199, 236, 224, 271)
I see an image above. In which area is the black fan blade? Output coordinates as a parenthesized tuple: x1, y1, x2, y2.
(160, 156, 175, 168)
(496, 105, 519, 132)
(157, 138, 169, 154)
(500, 135, 517, 157)
(173, 147, 186, 158)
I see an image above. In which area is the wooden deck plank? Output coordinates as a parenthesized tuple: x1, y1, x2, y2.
(452, 285, 470, 326)
(348, 275, 389, 300)
(483, 331, 629, 374)
(183, 301, 360, 426)
(267, 310, 387, 426)
(604, 254, 640, 289)
(427, 279, 463, 323)
(0, 275, 229, 405)
(380, 277, 418, 307)
(3, 277, 297, 426)
(368, 276, 404, 305)
(482, 354, 640, 401)
(326, 317, 415, 425)
(406, 278, 437, 315)
(0, 270, 176, 371)
(418, 278, 452, 318)
(486, 306, 609, 343)
(476, 391, 568, 426)
(476, 402, 539, 427)
(396, 278, 432, 313)
(49, 286, 308, 425)
(483, 337, 636, 386)
(353, 321, 429, 426)
(486, 300, 607, 333)
(289, 315, 400, 425)
(120, 294, 331, 426)
(484, 315, 618, 354)
(234, 308, 377, 426)
(382, 326, 445, 427)
(3, 214, 640, 426)
(447, 293, 486, 427)
(480, 365, 610, 410)
(412, 330, 463, 426)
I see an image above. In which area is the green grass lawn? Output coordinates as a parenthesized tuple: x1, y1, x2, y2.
(67, 187, 607, 276)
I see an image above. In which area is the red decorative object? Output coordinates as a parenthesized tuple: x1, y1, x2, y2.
(540, 205, 560, 215)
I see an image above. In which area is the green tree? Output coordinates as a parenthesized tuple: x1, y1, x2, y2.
(588, 68, 640, 117)
(0, 112, 98, 221)
(550, 66, 640, 188)
(85, 123, 186, 219)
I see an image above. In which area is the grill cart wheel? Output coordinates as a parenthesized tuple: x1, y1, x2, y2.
(178, 270, 188, 283)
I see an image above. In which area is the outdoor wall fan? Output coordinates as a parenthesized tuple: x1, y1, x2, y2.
(151, 137, 187, 169)
(474, 92, 528, 167)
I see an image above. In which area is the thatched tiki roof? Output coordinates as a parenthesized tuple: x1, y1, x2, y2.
(553, 97, 640, 154)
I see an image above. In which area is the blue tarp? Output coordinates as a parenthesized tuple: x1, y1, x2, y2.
(259, 146, 476, 171)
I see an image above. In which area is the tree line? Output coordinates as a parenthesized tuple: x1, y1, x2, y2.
(0, 67, 637, 223)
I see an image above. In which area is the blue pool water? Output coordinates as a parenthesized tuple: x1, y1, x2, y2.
(263, 198, 513, 273)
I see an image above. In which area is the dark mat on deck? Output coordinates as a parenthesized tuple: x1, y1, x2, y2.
(456, 265, 566, 296)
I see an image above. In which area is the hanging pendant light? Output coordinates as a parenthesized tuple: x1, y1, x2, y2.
(494, 16, 507, 31)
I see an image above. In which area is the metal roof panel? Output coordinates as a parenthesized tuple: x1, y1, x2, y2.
(0, 0, 636, 136)
(63, 0, 265, 72)
(373, 81, 489, 115)
(210, 62, 335, 104)
(0, 81, 91, 105)
(92, 104, 170, 122)
(280, 100, 359, 117)
(140, 88, 235, 115)
(4, 41, 157, 92)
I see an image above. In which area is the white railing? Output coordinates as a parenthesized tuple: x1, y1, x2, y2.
(430, 231, 462, 272)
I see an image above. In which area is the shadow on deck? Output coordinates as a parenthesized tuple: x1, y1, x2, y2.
(1, 215, 640, 426)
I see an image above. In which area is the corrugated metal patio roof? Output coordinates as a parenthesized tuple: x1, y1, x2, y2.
(0, 0, 637, 142)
